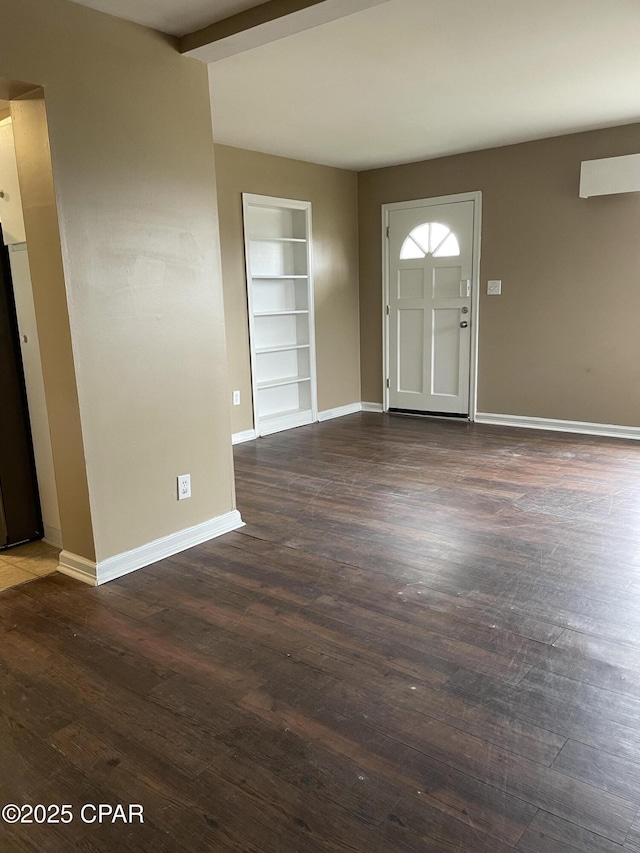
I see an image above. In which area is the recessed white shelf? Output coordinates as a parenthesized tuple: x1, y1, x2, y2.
(254, 309, 309, 317)
(257, 375, 312, 390)
(244, 193, 317, 438)
(260, 407, 311, 423)
(250, 237, 307, 244)
(251, 275, 309, 280)
(256, 343, 310, 354)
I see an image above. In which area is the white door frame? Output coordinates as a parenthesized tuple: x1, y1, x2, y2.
(382, 191, 482, 420)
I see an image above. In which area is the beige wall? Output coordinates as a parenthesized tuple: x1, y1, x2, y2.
(359, 124, 640, 426)
(2, 0, 236, 562)
(214, 144, 361, 434)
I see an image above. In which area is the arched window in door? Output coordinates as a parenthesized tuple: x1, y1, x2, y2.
(400, 222, 460, 260)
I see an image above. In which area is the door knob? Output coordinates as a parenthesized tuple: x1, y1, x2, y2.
(459, 321, 469, 328)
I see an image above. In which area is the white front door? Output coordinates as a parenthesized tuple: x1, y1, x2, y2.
(387, 199, 476, 416)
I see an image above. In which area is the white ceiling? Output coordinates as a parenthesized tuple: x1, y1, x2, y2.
(68, 0, 640, 171)
(208, 0, 640, 170)
(70, 0, 259, 36)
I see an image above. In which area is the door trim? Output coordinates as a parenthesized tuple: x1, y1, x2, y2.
(382, 192, 482, 420)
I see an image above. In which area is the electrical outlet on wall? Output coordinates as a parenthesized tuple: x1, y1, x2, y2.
(177, 474, 191, 500)
(233, 390, 241, 406)
(487, 280, 502, 295)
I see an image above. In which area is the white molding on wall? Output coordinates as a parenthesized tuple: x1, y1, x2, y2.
(43, 525, 63, 550)
(232, 429, 257, 445)
(57, 551, 96, 585)
(318, 402, 362, 421)
(57, 510, 244, 586)
(233, 403, 380, 443)
(475, 412, 640, 441)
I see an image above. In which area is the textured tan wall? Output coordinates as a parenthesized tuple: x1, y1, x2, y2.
(359, 124, 640, 426)
(1, 0, 236, 561)
(215, 144, 361, 434)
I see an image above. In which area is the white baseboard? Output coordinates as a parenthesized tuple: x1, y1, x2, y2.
(318, 402, 362, 421)
(43, 525, 63, 550)
(234, 404, 380, 439)
(57, 551, 96, 585)
(475, 412, 640, 441)
(232, 428, 257, 445)
(57, 509, 244, 586)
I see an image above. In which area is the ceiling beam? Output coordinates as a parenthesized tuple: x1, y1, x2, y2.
(180, 0, 392, 62)
(0, 79, 41, 101)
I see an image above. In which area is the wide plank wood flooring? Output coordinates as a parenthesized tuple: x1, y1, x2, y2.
(2, 413, 640, 851)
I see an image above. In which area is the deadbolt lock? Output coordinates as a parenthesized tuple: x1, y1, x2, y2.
(461, 306, 469, 314)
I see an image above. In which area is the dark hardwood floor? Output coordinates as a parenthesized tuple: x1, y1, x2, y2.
(2, 413, 640, 851)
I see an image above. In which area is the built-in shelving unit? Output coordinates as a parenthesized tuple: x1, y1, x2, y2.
(243, 194, 317, 437)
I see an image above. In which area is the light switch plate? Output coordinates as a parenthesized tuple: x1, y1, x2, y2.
(487, 280, 502, 295)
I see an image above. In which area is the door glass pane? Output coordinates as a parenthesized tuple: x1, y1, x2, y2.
(429, 222, 449, 253)
(400, 236, 424, 260)
(400, 222, 461, 259)
(433, 233, 460, 257)
(409, 223, 431, 254)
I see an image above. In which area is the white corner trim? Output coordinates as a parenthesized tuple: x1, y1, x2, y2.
(361, 402, 384, 413)
(232, 429, 257, 445)
(43, 525, 63, 550)
(475, 412, 640, 441)
(317, 402, 362, 422)
(58, 510, 245, 587)
(58, 551, 97, 585)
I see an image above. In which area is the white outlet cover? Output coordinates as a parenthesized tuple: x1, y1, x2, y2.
(177, 474, 191, 500)
(233, 390, 241, 406)
(487, 280, 502, 295)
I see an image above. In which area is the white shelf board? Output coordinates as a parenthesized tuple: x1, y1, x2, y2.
(255, 343, 310, 354)
(257, 375, 312, 390)
(251, 275, 308, 280)
(254, 310, 309, 317)
(249, 237, 307, 244)
(258, 408, 314, 436)
(260, 406, 311, 422)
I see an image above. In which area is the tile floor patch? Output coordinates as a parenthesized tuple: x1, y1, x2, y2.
(0, 540, 59, 592)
